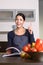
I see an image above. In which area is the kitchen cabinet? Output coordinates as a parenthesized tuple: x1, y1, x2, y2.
(0, 9, 35, 22)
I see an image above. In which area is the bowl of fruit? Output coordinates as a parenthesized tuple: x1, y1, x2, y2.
(21, 38, 43, 62)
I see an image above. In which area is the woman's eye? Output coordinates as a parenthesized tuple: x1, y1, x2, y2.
(20, 19, 23, 21)
(16, 19, 23, 21)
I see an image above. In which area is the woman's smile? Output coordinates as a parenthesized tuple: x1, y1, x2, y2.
(15, 16, 24, 28)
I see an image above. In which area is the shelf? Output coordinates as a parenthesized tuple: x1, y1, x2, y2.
(0, 31, 8, 34)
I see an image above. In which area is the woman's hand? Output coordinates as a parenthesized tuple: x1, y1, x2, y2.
(28, 26, 33, 34)
(6, 49, 11, 54)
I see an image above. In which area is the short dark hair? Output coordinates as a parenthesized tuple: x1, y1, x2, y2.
(15, 13, 25, 21)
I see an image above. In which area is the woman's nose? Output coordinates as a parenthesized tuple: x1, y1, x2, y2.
(17, 19, 21, 23)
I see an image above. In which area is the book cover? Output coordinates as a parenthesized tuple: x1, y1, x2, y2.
(2, 47, 21, 57)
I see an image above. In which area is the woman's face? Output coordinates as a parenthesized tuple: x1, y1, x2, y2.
(15, 15, 25, 28)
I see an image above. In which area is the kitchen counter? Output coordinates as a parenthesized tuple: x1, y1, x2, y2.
(0, 53, 43, 65)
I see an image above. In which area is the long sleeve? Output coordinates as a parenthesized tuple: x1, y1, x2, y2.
(29, 32, 35, 44)
(7, 31, 13, 48)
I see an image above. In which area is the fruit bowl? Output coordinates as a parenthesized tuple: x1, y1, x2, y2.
(22, 38, 43, 62)
(28, 52, 43, 62)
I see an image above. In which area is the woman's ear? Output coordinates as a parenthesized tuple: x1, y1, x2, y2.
(23, 20, 25, 24)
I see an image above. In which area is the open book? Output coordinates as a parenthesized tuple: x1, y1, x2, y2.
(2, 47, 21, 57)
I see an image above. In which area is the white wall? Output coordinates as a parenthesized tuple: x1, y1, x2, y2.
(0, 0, 39, 41)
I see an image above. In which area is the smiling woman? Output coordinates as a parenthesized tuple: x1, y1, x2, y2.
(6, 13, 35, 54)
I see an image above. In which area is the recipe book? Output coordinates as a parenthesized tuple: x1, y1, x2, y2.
(2, 47, 21, 57)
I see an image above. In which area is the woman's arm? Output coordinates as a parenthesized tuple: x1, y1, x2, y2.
(28, 27, 35, 44)
(6, 49, 11, 54)
(29, 32, 35, 44)
(6, 31, 13, 54)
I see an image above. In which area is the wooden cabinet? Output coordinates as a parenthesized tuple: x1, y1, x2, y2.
(0, 42, 7, 52)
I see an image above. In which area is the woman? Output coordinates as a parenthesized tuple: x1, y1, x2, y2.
(6, 13, 35, 54)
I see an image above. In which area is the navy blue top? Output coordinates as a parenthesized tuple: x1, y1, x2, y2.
(7, 29, 35, 52)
